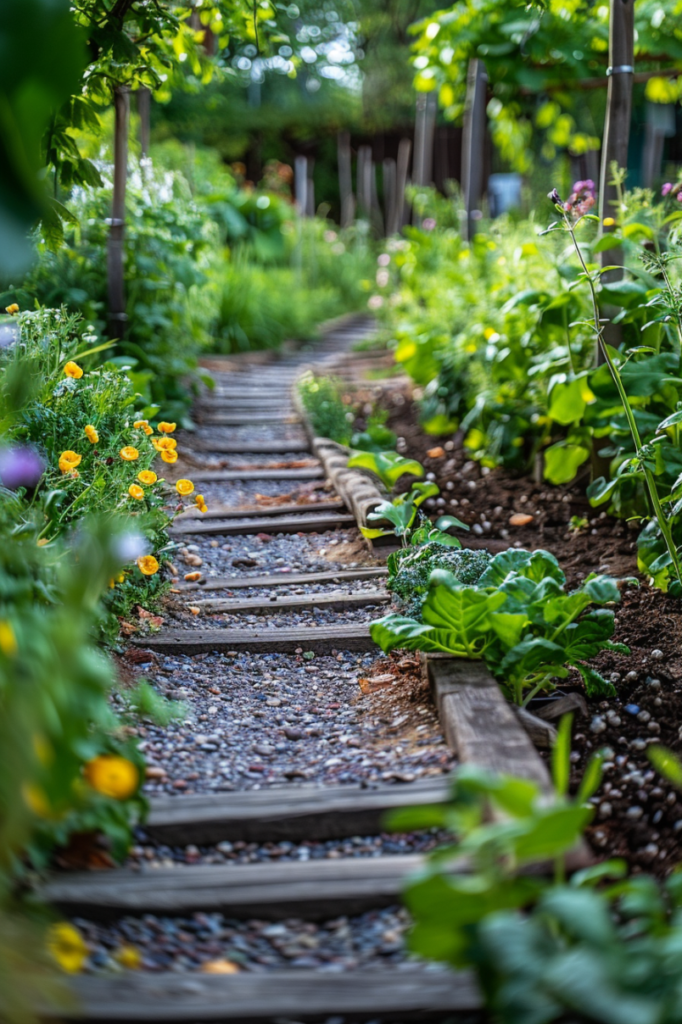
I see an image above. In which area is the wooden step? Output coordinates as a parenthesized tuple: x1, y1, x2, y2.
(191, 439, 310, 454)
(189, 467, 324, 482)
(144, 777, 451, 845)
(177, 500, 346, 522)
(192, 589, 389, 614)
(171, 512, 357, 537)
(200, 413, 301, 426)
(135, 623, 375, 655)
(43, 855, 423, 921)
(62, 967, 480, 1022)
(178, 566, 388, 592)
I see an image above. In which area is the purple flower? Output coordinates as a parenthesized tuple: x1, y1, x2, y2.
(662, 183, 673, 196)
(0, 446, 45, 490)
(422, 218, 436, 231)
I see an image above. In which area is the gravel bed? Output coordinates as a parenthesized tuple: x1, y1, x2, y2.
(169, 530, 374, 581)
(74, 906, 431, 974)
(127, 651, 454, 795)
(184, 478, 325, 509)
(192, 424, 307, 443)
(125, 830, 449, 870)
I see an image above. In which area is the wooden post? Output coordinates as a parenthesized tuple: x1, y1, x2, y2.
(392, 138, 412, 233)
(370, 160, 384, 236)
(357, 145, 372, 219)
(597, 0, 634, 365)
(138, 87, 151, 159)
(294, 155, 308, 215)
(337, 131, 355, 227)
(107, 86, 129, 339)
(382, 157, 396, 236)
(461, 59, 487, 242)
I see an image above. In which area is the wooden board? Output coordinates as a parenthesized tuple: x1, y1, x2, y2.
(199, 413, 301, 425)
(136, 623, 376, 655)
(144, 776, 451, 845)
(191, 439, 310, 454)
(188, 467, 324, 482)
(423, 655, 551, 791)
(43, 854, 423, 921)
(61, 967, 480, 1022)
(177, 500, 346, 522)
(192, 589, 389, 614)
(178, 566, 388, 592)
(171, 512, 357, 537)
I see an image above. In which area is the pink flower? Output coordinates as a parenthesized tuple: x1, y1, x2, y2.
(662, 183, 673, 196)
(422, 218, 437, 230)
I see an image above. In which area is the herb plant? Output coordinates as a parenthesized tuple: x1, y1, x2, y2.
(298, 373, 353, 445)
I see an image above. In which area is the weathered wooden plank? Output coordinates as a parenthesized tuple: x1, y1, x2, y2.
(43, 855, 423, 921)
(423, 655, 552, 791)
(198, 413, 301, 425)
(136, 623, 376, 655)
(177, 500, 346, 522)
(190, 439, 310, 454)
(177, 566, 388, 592)
(171, 512, 357, 537)
(144, 777, 451, 845)
(193, 589, 389, 614)
(62, 967, 480, 1022)
(188, 467, 324, 482)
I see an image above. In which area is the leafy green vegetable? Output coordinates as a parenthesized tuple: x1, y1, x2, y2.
(347, 449, 425, 490)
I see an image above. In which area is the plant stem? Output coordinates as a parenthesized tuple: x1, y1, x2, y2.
(562, 210, 682, 590)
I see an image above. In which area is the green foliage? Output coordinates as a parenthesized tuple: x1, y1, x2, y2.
(393, 749, 682, 1024)
(298, 373, 353, 445)
(122, 681, 185, 728)
(371, 547, 630, 705)
(348, 449, 425, 490)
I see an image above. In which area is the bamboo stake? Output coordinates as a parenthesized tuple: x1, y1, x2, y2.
(461, 59, 487, 242)
(107, 86, 129, 339)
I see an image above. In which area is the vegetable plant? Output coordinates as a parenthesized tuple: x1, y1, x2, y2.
(371, 548, 630, 706)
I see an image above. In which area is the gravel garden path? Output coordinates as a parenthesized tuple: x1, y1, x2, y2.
(47, 317, 481, 1024)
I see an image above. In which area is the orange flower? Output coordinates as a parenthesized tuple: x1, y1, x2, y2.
(85, 755, 139, 799)
(59, 450, 81, 473)
(137, 554, 159, 575)
(161, 449, 178, 464)
(176, 479, 194, 496)
(128, 484, 144, 500)
(84, 425, 99, 444)
(137, 470, 157, 485)
(157, 422, 176, 433)
(120, 446, 139, 461)
(195, 494, 208, 514)
(151, 437, 176, 451)
(64, 361, 83, 379)
(5, 303, 19, 315)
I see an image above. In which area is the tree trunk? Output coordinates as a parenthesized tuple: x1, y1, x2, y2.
(337, 131, 355, 227)
(382, 158, 396, 236)
(107, 86, 129, 339)
(461, 59, 488, 242)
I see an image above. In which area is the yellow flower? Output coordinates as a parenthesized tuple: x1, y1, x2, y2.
(63, 361, 83, 379)
(84, 425, 99, 444)
(128, 484, 145, 500)
(114, 945, 142, 970)
(120, 446, 139, 461)
(33, 733, 53, 766)
(133, 420, 148, 430)
(22, 782, 50, 817)
(161, 449, 178, 464)
(84, 755, 139, 799)
(152, 436, 177, 451)
(138, 470, 157, 485)
(59, 450, 82, 473)
(47, 923, 88, 974)
(137, 554, 159, 576)
(5, 303, 19, 315)
(37, 537, 49, 547)
(603, 217, 616, 227)
(0, 621, 17, 657)
(157, 422, 176, 433)
(195, 494, 208, 514)
(176, 479, 194, 496)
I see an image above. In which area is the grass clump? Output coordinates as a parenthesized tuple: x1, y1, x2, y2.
(298, 373, 353, 444)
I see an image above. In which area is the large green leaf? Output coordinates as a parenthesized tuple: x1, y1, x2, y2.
(347, 450, 425, 489)
(543, 441, 590, 485)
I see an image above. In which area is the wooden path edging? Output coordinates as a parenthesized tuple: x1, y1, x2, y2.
(171, 512, 357, 537)
(136, 623, 376, 655)
(191, 589, 389, 614)
(60, 968, 481, 1022)
(176, 566, 388, 592)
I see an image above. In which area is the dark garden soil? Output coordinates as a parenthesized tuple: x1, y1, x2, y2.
(368, 382, 682, 877)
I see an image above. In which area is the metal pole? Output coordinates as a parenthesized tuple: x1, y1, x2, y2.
(107, 86, 129, 339)
(461, 59, 488, 242)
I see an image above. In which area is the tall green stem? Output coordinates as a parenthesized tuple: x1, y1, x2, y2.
(562, 209, 682, 590)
